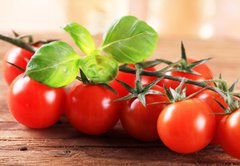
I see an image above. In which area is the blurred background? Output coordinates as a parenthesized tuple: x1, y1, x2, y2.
(0, 0, 240, 40)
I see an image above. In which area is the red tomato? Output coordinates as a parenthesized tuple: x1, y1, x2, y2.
(158, 58, 213, 96)
(110, 64, 157, 97)
(120, 85, 168, 141)
(8, 74, 65, 128)
(2, 46, 34, 85)
(66, 83, 121, 135)
(157, 99, 216, 153)
(217, 109, 240, 159)
(195, 89, 227, 144)
(195, 90, 227, 124)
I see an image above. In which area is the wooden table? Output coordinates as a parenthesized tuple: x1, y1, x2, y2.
(0, 34, 240, 165)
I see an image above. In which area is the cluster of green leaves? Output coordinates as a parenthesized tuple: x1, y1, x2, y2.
(26, 16, 158, 88)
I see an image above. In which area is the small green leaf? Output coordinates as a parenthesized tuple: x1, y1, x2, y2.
(7, 61, 25, 71)
(137, 59, 172, 68)
(79, 54, 119, 83)
(229, 80, 238, 92)
(181, 41, 187, 61)
(116, 79, 136, 94)
(187, 58, 212, 69)
(64, 22, 95, 54)
(98, 83, 118, 95)
(143, 77, 163, 92)
(26, 41, 81, 87)
(114, 94, 136, 102)
(101, 16, 158, 63)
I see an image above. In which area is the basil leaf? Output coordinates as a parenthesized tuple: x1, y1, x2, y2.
(79, 55, 119, 83)
(101, 16, 158, 63)
(64, 22, 95, 54)
(26, 41, 81, 87)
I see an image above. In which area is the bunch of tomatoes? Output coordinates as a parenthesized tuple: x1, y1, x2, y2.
(1, 36, 240, 161)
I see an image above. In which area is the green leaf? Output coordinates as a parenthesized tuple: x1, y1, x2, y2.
(99, 83, 117, 95)
(79, 54, 119, 83)
(116, 79, 136, 94)
(101, 16, 158, 63)
(26, 41, 81, 87)
(64, 22, 95, 54)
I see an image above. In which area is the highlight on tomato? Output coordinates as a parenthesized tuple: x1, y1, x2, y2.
(8, 74, 66, 128)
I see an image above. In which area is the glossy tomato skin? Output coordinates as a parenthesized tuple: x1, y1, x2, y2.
(158, 58, 213, 96)
(8, 74, 66, 128)
(66, 83, 121, 135)
(195, 90, 227, 144)
(120, 85, 168, 141)
(157, 99, 216, 154)
(2, 46, 34, 85)
(217, 109, 240, 160)
(195, 90, 227, 124)
(110, 64, 157, 97)
(188, 58, 213, 80)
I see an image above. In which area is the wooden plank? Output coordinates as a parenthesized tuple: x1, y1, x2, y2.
(0, 34, 240, 165)
(0, 144, 239, 165)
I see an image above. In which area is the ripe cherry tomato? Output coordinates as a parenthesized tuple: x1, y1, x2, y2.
(195, 90, 227, 124)
(195, 89, 227, 144)
(158, 58, 213, 96)
(157, 99, 216, 153)
(2, 46, 34, 85)
(66, 83, 121, 135)
(8, 74, 66, 128)
(120, 85, 168, 141)
(110, 64, 157, 97)
(217, 109, 240, 159)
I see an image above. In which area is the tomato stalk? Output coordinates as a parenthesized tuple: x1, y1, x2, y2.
(119, 64, 223, 95)
(0, 34, 35, 53)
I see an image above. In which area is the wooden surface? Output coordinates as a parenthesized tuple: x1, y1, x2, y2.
(0, 34, 240, 165)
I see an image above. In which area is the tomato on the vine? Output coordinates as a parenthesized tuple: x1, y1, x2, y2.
(195, 89, 228, 144)
(158, 58, 213, 96)
(8, 74, 66, 128)
(217, 109, 240, 159)
(2, 46, 34, 85)
(66, 83, 121, 135)
(157, 99, 216, 153)
(195, 89, 227, 124)
(120, 85, 168, 142)
(110, 64, 156, 97)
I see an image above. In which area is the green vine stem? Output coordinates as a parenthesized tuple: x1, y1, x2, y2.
(119, 64, 224, 95)
(0, 34, 35, 53)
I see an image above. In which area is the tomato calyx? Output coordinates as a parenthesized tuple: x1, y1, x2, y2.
(212, 77, 240, 115)
(170, 42, 212, 76)
(76, 69, 117, 94)
(115, 64, 163, 106)
(6, 61, 25, 72)
(162, 78, 207, 103)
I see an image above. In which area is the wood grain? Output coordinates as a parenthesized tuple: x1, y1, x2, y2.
(0, 34, 240, 165)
